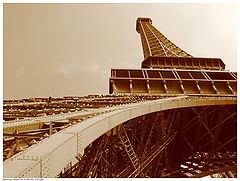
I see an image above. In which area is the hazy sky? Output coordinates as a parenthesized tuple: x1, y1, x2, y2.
(3, 3, 237, 99)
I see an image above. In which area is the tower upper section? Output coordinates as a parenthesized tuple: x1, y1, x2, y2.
(136, 17, 225, 70)
(136, 17, 192, 59)
(109, 17, 236, 95)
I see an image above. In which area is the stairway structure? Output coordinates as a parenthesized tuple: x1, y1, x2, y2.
(3, 17, 237, 178)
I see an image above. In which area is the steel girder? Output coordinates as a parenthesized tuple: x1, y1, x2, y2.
(110, 69, 237, 95)
(62, 104, 236, 178)
(3, 96, 236, 178)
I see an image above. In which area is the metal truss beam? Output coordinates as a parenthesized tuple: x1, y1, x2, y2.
(3, 96, 236, 178)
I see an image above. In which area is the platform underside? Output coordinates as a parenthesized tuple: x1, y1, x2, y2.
(141, 56, 226, 70)
(110, 69, 237, 95)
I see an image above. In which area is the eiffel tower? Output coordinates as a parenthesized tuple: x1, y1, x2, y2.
(110, 17, 235, 95)
(3, 18, 236, 178)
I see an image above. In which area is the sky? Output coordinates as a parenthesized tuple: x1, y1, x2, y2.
(3, 3, 238, 99)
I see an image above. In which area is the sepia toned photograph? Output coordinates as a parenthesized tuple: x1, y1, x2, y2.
(2, 2, 237, 179)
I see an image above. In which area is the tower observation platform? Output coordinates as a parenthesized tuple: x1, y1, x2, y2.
(110, 17, 236, 95)
(3, 18, 237, 178)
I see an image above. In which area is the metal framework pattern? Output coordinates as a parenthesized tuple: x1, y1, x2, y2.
(3, 96, 236, 178)
(110, 69, 236, 94)
(3, 95, 163, 160)
(3, 17, 237, 178)
(136, 18, 192, 58)
(135, 17, 226, 70)
(110, 18, 236, 96)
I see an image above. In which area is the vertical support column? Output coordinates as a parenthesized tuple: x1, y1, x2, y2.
(49, 122, 53, 135)
(109, 135, 113, 177)
(146, 80, 151, 93)
(211, 59, 215, 69)
(204, 59, 208, 69)
(191, 59, 194, 68)
(129, 80, 133, 93)
(111, 80, 118, 94)
(163, 80, 168, 94)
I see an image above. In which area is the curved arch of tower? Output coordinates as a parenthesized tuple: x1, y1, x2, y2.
(3, 18, 237, 178)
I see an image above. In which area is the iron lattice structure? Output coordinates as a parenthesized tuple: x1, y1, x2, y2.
(3, 18, 237, 178)
(136, 17, 193, 58)
(76, 17, 237, 178)
(70, 104, 236, 178)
